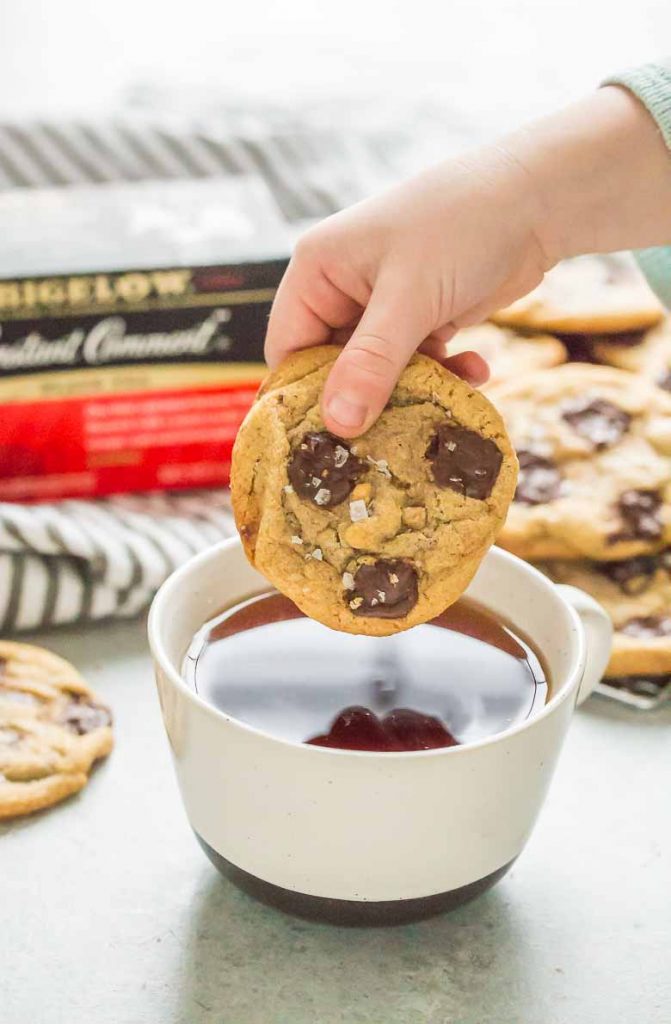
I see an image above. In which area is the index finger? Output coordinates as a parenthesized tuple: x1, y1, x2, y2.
(264, 252, 363, 369)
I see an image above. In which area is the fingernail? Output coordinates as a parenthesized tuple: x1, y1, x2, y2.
(326, 393, 367, 429)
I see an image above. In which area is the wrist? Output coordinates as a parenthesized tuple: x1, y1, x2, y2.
(500, 86, 671, 263)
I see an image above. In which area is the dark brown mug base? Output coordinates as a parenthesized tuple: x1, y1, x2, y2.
(195, 832, 515, 926)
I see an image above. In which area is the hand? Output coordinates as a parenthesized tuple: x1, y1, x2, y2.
(266, 85, 671, 438)
(265, 146, 549, 436)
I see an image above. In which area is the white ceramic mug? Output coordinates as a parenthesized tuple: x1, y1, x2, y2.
(148, 539, 612, 924)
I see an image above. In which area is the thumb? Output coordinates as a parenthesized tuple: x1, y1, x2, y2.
(321, 280, 431, 437)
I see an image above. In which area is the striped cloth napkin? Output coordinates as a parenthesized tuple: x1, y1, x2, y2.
(0, 491, 236, 633)
(0, 105, 474, 634)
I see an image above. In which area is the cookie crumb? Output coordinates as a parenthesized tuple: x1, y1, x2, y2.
(349, 499, 369, 522)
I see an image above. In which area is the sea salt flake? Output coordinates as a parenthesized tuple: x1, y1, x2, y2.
(376, 590, 386, 603)
(290, 535, 303, 545)
(342, 572, 355, 590)
(389, 572, 399, 584)
(446, 441, 457, 452)
(306, 547, 323, 561)
(314, 488, 331, 506)
(367, 456, 391, 478)
(334, 445, 349, 468)
(349, 499, 369, 522)
(370, 597, 379, 606)
(349, 596, 363, 609)
(311, 476, 322, 488)
(283, 484, 294, 493)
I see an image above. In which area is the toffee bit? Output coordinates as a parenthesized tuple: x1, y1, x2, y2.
(314, 488, 332, 506)
(349, 499, 369, 522)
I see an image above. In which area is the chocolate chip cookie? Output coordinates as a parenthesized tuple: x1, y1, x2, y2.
(489, 364, 671, 560)
(232, 345, 518, 635)
(591, 318, 671, 392)
(447, 322, 567, 388)
(492, 254, 664, 334)
(0, 642, 113, 819)
(538, 552, 671, 679)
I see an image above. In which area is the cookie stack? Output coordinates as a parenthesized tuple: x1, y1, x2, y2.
(482, 253, 671, 706)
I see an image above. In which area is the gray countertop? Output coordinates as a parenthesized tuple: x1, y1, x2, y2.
(1, 615, 670, 1024)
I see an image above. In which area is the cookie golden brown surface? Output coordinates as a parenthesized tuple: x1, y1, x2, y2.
(591, 318, 671, 391)
(231, 345, 517, 635)
(492, 254, 663, 335)
(448, 322, 567, 388)
(536, 553, 671, 678)
(0, 642, 113, 819)
(490, 364, 671, 561)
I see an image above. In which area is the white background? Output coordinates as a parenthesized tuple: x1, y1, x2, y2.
(1, 1, 670, 136)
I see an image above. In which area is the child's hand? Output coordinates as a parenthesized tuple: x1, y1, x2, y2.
(265, 86, 671, 437)
(265, 149, 548, 436)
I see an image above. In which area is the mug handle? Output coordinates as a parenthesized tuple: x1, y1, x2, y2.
(556, 585, 613, 705)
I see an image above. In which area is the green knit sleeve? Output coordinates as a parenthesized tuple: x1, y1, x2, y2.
(604, 61, 671, 309)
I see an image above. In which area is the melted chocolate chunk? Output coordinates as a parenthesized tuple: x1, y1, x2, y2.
(657, 369, 671, 392)
(599, 554, 660, 595)
(426, 424, 502, 499)
(601, 330, 647, 348)
(514, 449, 562, 505)
(620, 615, 671, 639)
(287, 432, 364, 508)
(611, 489, 663, 543)
(59, 695, 112, 735)
(348, 559, 418, 619)
(561, 398, 631, 449)
(554, 334, 600, 363)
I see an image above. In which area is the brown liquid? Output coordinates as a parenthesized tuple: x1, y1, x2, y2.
(184, 593, 549, 748)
